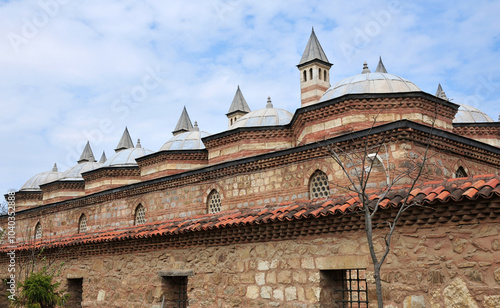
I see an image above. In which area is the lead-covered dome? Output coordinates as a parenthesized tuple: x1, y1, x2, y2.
(61, 161, 102, 180)
(453, 104, 494, 123)
(320, 61, 421, 102)
(161, 128, 210, 150)
(20, 164, 63, 191)
(230, 97, 293, 129)
(103, 147, 153, 167)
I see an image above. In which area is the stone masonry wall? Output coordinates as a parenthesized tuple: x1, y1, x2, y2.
(0, 219, 499, 307)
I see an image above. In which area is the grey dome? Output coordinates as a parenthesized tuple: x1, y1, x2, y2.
(21, 167, 63, 191)
(62, 162, 102, 180)
(161, 130, 210, 150)
(320, 72, 421, 102)
(230, 98, 293, 129)
(103, 147, 153, 167)
(453, 104, 494, 123)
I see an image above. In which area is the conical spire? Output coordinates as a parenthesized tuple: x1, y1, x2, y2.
(172, 106, 194, 136)
(361, 62, 371, 74)
(99, 151, 107, 164)
(436, 83, 449, 101)
(227, 86, 251, 115)
(115, 127, 134, 152)
(78, 141, 96, 164)
(375, 57, 387, 73)
(52, 163, 58, 172)
(298, 28, 331, 67)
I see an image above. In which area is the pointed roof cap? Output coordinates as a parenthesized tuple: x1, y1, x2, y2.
(78, 141, 96, 163)
(375, 57, 387, 73)
(115, 127, 134, 152)
(227, 86, 251, 115)
(99, 151, 107, 164)
(361, 62, 371, 74)
(173, 106, 194, 136)
(298, 28, 332, 67)
(435, 83, 449, 101)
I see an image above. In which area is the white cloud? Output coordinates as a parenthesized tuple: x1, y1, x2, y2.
(0, 0, 499, 194)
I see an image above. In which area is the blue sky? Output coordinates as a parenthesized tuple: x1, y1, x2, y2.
(0, 0, 499, 196)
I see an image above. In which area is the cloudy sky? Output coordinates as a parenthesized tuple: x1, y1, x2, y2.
(0, 0, 499, 195)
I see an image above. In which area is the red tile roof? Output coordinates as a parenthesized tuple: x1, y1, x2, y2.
(3, 174, 500, 252)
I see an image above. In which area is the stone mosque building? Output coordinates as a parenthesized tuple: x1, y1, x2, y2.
(1, 29, 500, 307)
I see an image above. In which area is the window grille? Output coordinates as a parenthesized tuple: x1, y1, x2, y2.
(34, 223, 42, 239)
(309, 170, 330, 199)
(159, 272, 192, 308)
(172, 276, 188, 308)
(78, 214, 87, 233)
(333, 269, 368, 308)
(135, 204, 146, 225)
(208, 190, 221, 214)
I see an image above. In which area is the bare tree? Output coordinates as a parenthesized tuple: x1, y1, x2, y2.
(326, 115, 436, 307)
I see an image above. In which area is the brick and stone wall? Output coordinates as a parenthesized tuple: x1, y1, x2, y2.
(0, 217, 499, 307)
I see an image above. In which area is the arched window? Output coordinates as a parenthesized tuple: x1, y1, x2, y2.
(455, 166, 467, 178)
(134, 204, 146, 225)
(324, 70, 327, 82)
(34, 222, 42, 240)
(319, 68, 322, 80)
(309, 170, 330, 199)
(309, 68, 313, 80)
(303, 70, 307, 82)
(78, 214, 87, 233)
(207, 190, 222, 214)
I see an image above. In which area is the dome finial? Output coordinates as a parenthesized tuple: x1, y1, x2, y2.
(266, 96, 273, 108)
(52, 163, 58, 172)
(136, 138, 142, 148)
(361, 61, 371, 74)
(193, 121, 200, 131)
(375, 56, 387, 73)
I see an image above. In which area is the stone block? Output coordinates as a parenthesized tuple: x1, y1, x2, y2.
(403, 295, 425, 308)
(260, 286, 272, 299)
(285, 286, 297, 301)
(246, 286, 259, 299)
(484, 295, 500, 308)
(443, 277, 478, 308)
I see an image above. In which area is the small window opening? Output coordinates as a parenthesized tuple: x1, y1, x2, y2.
(159, 271, 192, 308)
(67, 278, 83, 308)
(34, 222, 42, 240)
(310, 68, 313, 80)
(135, 204, 146, 225)
(309, 170, 330, 199)
(208, 190, 222, 214)
(319, 68, 322, 80)
(303, 70, 307, 82)
(324, 70, 327, 81)
(455, 166, 467, 178)
(320, 269, 368, 307)
(78, 214, 87, 233)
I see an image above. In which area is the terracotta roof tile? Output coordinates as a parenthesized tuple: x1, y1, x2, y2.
(3, 174, 500, 252)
